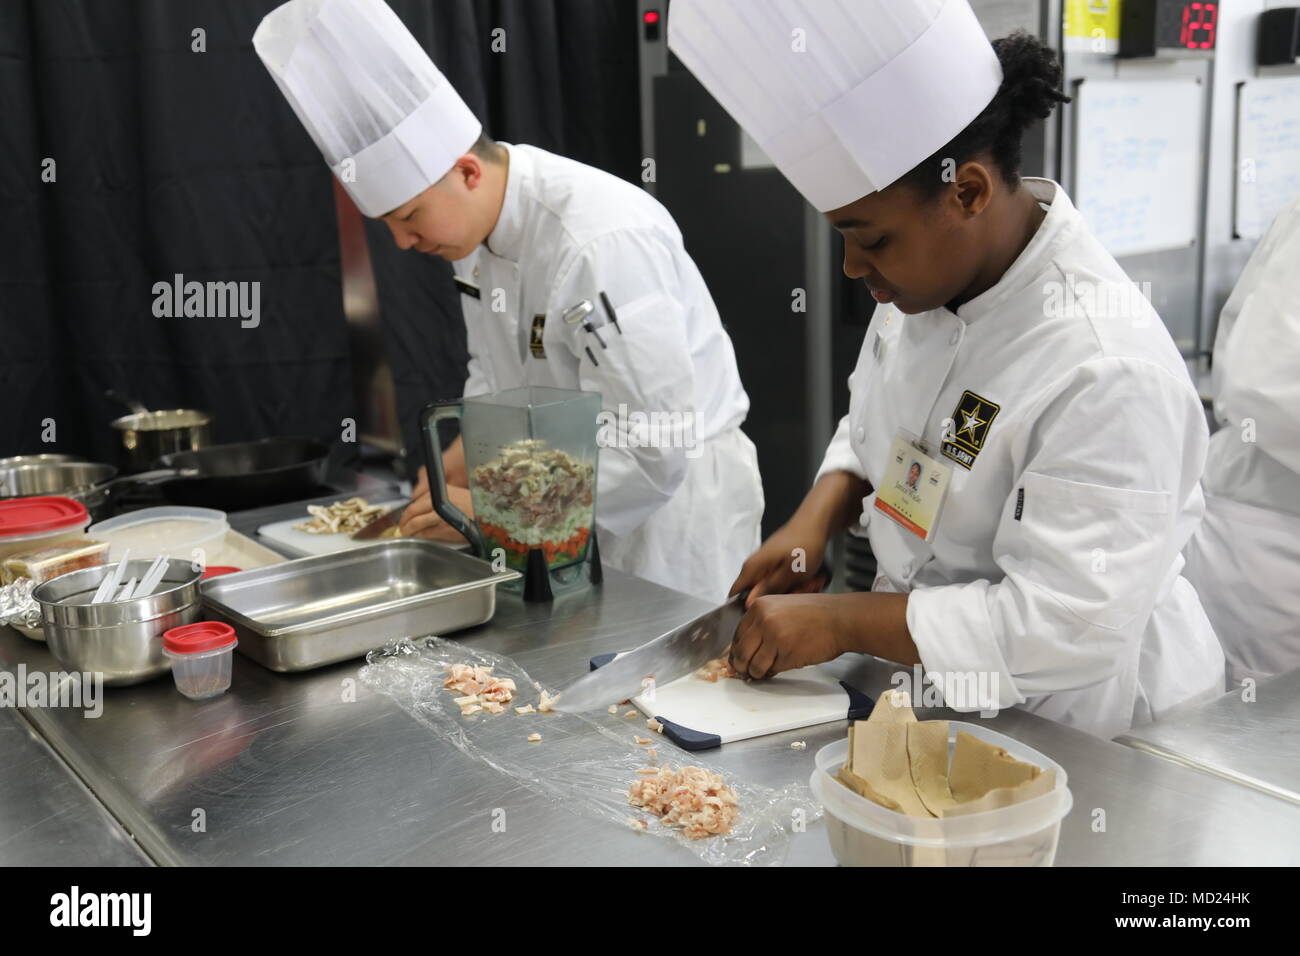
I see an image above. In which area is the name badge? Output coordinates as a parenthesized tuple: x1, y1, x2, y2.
(873, 435, 952, 541)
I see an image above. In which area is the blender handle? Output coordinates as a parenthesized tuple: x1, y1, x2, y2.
(419, 400, 488, 558)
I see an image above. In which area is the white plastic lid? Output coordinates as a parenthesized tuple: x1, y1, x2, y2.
(89, 506, 229, 562)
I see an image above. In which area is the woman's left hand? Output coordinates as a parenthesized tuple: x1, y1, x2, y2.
(728, 591, 919, 679)
(728, 593, 849, 680)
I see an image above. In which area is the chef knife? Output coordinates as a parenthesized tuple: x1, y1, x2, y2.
(350, 504, 406, 541)
(551, 593, 747, 713)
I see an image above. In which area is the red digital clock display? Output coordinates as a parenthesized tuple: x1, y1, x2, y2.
(1177, 1, 1218, 50)
(1120, 0, 1218, 58)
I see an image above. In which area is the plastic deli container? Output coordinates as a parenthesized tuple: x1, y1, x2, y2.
(810, 722, 1073, 867)
(89, 506, 228, 564)
(162, 621, 238, 700)
(0, 497, 91, 564)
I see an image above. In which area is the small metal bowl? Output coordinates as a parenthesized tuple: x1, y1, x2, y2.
(33, 559, 204, 686)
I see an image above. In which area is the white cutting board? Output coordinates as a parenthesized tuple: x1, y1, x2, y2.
(627, 664, 872, 750)
(256, 499, 409, 558)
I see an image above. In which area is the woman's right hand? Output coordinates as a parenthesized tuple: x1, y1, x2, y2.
(729, 519, 832, 608)
(729, 470, 869, 608)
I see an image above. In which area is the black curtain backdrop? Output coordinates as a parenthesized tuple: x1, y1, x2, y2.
(0, 0, 641, 468)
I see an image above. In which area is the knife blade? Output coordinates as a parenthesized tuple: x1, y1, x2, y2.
(552, 594, 746, 713)
(350, 504, 406, 541)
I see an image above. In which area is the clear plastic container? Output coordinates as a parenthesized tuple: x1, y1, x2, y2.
(89, 506, 228, 564)
(162, 621, 238, 700)
(810, 722, 1073, 867)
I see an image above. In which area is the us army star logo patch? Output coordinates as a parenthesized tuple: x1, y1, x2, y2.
(940, 390, 1000, 470)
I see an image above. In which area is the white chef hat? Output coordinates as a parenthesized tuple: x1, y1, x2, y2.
(668, 0, 1002, 211)
(253, 0, 482, 217)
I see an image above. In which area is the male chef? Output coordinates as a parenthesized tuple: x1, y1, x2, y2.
(254, 0, 763, 601)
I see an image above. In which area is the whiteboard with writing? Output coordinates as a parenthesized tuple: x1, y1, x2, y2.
(1235, 77, 1300, 240)
(1073, 78, 1203, 258)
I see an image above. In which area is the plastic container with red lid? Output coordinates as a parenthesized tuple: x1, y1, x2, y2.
(200, 566, 242, 579)
(0, 496, 91, 563)
(162, 621, 238, 700)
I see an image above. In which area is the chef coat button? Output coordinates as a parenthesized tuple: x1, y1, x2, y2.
(854, 426, 866, 443)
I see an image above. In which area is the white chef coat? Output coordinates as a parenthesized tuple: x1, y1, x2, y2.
(453, 143, 762, 602)
(816, 179, 1224, 739)
(1183, 197, 1300, 686)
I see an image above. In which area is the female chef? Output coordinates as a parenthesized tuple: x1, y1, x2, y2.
(254, 0, 763, 603)
(670, 0, 1225, 738)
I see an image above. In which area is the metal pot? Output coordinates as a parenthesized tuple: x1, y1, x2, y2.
(0, 453, 85, 469)
(107, 390, 211, 472)
(0, 462, 194, 522)
(34, 559, 203, 685)
(111, 409, 212, 473)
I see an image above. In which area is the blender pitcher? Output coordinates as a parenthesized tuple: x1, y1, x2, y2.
(420, 386, 602, 602)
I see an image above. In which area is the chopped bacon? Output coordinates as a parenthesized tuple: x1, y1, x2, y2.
(515, 704, 536, 715)
(627, 764, 739, 839)
(445, 663, 515, 717)
(623, 710, 637, 719)
(646, 719, 664, 734)
(634, 736, 652, 746)
(693, 657, 738, 682)
(527, 733, 542, 743)
(538, 690, 560, 712)
(607, 705, 619, 715)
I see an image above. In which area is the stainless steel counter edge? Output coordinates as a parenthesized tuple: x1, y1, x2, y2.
(1114, 735, 1300, 808)
(2, 706, 153, 866)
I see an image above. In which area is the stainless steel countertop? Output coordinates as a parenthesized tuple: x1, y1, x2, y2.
(0, 706, 151, 866)
(0, 487, 1292, 866)
(4, 556, 1298, 865)
(1116, 668, 1300, 806)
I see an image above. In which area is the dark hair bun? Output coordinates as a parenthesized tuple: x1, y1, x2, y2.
(894, 30, 1069, 196)
(992, 31, 1071, 133)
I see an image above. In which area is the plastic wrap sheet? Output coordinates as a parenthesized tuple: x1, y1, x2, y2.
(360, 636, 818, 866)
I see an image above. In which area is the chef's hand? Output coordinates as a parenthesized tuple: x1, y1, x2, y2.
(730, 471, 868, 609)
(400, 482, 475, 543)
(729, 594, 847, 679)
(729, 519, 831, 608)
